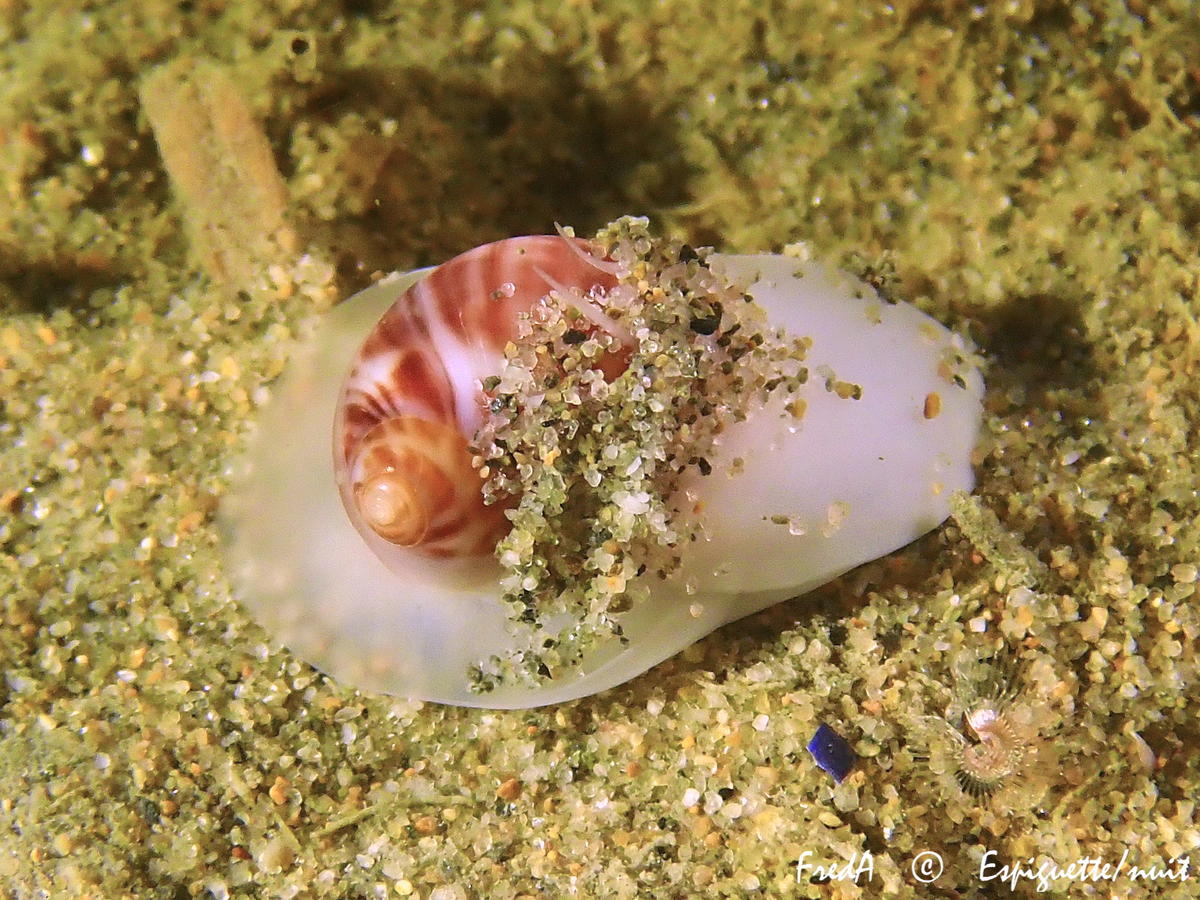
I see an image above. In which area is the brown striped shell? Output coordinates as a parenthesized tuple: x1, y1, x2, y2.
(334, 236, 618, 559)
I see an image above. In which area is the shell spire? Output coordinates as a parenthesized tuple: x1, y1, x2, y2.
(334, 235, 619, 558)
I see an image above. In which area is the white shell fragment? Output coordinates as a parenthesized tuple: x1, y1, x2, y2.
(221, 252, 983, 708)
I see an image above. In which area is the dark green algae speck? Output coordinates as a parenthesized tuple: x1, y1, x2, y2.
(2, 1, 1198, 897)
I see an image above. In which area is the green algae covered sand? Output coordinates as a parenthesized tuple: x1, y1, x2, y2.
(1, 2, 1198, 897)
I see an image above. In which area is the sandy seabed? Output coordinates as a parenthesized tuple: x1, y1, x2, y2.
(1, 2, 1197, 897)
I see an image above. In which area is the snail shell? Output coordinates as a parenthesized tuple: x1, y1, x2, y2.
(222, 236, 984, 708)
(333, 236, 615, 565)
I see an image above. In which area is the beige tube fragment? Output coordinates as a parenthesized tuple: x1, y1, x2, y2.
(140, 56, 296, 288)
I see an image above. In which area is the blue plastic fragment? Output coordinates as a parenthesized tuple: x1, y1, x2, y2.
(807, 723, 856, 783)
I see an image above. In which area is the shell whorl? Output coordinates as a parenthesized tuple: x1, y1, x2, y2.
(334, 236, 619, 558)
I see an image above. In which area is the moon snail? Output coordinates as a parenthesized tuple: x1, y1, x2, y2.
(222, 226, 984, 708)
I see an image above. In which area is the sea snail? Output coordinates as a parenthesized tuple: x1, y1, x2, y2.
(222, 224, 984, 708)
